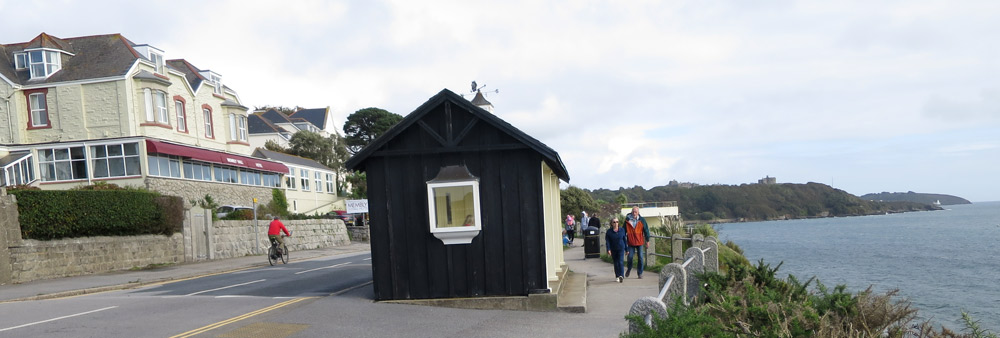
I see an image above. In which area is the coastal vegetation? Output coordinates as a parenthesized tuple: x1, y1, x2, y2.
(589, 182, 939, 222)
(861, 191, 972, 206)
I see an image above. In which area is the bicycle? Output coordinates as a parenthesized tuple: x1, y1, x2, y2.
(268, 234, 290, 266)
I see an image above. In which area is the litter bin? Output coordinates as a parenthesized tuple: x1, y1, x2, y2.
(584, 226, 600, 258)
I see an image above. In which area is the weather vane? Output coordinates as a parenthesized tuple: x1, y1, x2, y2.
(464, 80, 499, 98)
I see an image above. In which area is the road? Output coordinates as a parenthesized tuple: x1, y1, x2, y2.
(0, 252, 374, 337)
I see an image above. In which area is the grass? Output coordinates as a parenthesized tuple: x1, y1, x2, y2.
(129, 263, 173, 271)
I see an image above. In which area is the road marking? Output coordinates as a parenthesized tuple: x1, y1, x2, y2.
(363, 257, 372, 261)
(168, 297, 315, 338)
(294, 262, 350, 275)
(186, 279, 266, 296)
(0, 306, 118, 332)
(329, 280, 373, 296)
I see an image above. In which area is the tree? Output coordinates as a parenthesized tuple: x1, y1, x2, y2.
(263, 139, 287, 153)
(343, 107, 403, 155)
(346, 171, 367, 198)
(254, 105, 302, 116)
(560, 186, 600, 221)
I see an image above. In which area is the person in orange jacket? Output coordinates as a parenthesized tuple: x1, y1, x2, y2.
(623, 207, 650, 279)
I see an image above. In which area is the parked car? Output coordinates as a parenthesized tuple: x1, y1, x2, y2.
(327, 210, 356, 226)
(216, 205, 253, 219)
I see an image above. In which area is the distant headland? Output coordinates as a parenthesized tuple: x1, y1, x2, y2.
(860, 191, 972, 206)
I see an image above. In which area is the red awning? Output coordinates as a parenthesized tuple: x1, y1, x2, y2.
(145, 140, 288, 174)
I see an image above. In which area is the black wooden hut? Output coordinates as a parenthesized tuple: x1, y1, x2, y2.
(345, 89, 570, 301)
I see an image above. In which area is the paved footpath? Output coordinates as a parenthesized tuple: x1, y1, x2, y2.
(0, 242, 658, 336)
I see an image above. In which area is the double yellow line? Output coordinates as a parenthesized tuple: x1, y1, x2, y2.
(168, 297, 315, 338)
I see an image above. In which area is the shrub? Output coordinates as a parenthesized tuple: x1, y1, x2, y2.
(11, 189, 180, 240)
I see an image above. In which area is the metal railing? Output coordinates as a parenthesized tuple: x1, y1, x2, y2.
(627, 235, 719, 334)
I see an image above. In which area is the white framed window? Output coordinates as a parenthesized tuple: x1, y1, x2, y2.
(29, 92, 48, 127)
(426, 165, 482, 245)
(143, 89, 168, 123)
(38, 146, 88, 182)
(91, 143, 141, 178)
(300, 169, 310, 191)
(213, 165, 237, 183)
(14, 52, 27, 69)
(285, 167, 296, 189)
(175, 100, 187, 132)
(326, 173, 335, 194)
(238, 115, 247, 141)
(2, 155, 35, 187)
(147, 154, 181, 178)
(149, 52, 164, 74)
(263, 172, 281, 188)
(28, 49, 61, 79)
(211, 74, 223, 95)
(203, 108, 214, 138)
(314, 171, 322, 193)
(183, 161, 213, 181)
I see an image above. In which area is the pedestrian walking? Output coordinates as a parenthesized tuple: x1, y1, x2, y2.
(623, 206, 650, 279)
(565, 215, 576, 245)
(606, 217, 627, 283)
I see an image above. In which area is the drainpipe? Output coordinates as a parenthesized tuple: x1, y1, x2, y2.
(1, 90, 14, 143)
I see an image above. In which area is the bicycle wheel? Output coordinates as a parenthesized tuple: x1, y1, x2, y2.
(280, 243, 289, 264)
(267, 245, 277, 266)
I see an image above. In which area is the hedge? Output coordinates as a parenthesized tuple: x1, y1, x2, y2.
(10, 190, 183, 240)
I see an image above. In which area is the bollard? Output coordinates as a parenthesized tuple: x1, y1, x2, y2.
(659, 262, 687, 304)
(692, 233, 705, 249)
(628, 296, 668, 334)
(703, 237, 719, 273)
(683, 247, 705, 302)
(671, 233, 684, 263)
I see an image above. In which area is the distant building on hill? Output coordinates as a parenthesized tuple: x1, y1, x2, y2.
(758, 176, 777, 185)
(667, 180, 698, 188)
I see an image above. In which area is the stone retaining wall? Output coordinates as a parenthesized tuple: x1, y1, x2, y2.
(346, 225, 370, 242)
(8, 234, 184, 284)
(210, 219, 350, 259)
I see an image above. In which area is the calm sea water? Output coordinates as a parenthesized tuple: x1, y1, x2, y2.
(718, 201, 1000, 332)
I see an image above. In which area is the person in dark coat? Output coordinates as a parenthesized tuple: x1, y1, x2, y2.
(588, 214, 601, 230)
(605, 218, 627, 283)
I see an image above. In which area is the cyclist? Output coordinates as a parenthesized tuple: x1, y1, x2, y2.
(268, 215, 291, 254)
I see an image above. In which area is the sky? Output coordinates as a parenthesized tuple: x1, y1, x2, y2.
(3, 0, 998, 202)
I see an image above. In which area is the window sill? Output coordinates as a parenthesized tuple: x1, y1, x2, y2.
(213, 93, 226, 99)
(40, 178, 88, 185)
(141, 122, 172, 129)
(26, 124, 52, 130)
(226, 141, 250, 146)
(431, 228, 481, 245)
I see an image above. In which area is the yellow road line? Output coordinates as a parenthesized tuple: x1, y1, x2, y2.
(168, 297, 316, 338)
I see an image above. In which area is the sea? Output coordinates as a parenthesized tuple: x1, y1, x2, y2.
(717, 201, 1000, 333)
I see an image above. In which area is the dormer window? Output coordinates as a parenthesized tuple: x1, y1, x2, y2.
(149, 52, 164, 74)
(211, 74, 223, 95)
(14, 52, 27, 69)
(27, 49, 61, 79)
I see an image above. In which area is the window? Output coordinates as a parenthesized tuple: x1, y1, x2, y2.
(238, 115, 247, 141)
(175, 99, 187, 132)
(2, 155, 34, 187)
(213, 165, 237, 183)
(147, 154, 181, 178)
(27, 90, 49, 128)
(91, 143, 140, 178)
(285, 167, 296, 189)
(28, 50, 61, 79)
(14, 52, 27, 69)
(239, 169, 261, 186)
(143, 89, 168, 124)
(183, 161, 213, 181)
(426, 165, 482, 245)
(300, 169, 310, 191)
(38, 146, 87, 182)
(263, 173, 281, 188)
(203, 106, 214, 138)
(326, 173, 335, 194)
(211, 74, 223, 95)
(315, 171, 322, 193)
(149, 52, 164, 74)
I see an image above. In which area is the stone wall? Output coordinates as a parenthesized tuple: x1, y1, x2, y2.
(0, 194, 20, 284)
(346, 225, 370, 242)
(8, 234, 184, 284)
(209, 219, 350, 259)
(145, 176, 274, 209)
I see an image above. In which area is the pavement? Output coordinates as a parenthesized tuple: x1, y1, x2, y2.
(0, 241, 659, 333)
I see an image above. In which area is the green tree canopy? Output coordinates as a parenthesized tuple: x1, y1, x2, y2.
(284, 131, 349, 170)
(560, 186, 600, 222)
(343, 107, 403, 155)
